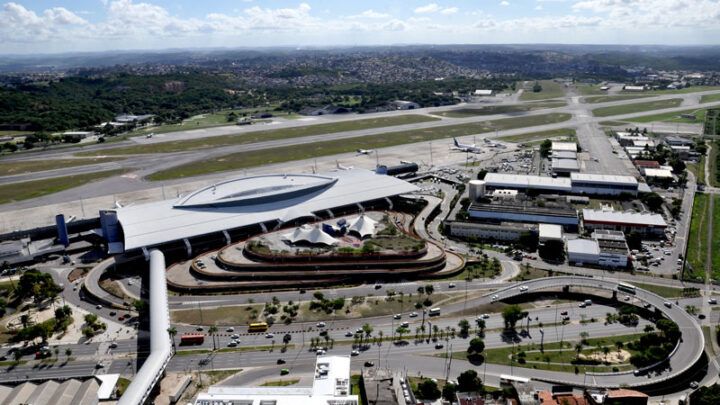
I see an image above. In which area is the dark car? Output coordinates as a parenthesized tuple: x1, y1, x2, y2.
(364, 361, 374, 367)
(277, 359, 286, 364)
(109, 311, 117, 316)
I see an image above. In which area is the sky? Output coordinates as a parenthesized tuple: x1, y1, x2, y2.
(1, 0, 720, 54)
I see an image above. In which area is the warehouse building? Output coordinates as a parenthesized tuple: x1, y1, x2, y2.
(483, 173, 642, 196)
(552, 142, 578, 153)
(468, 202, 579, 229)
(551, 150, 577, 160)
(538, 223, 563, 243)
(446, 220, 537, 241)
(552, 158, 580, 174)
(582, 209, 667, 235)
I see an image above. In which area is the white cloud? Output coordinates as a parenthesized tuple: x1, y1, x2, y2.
(381, 19, 407, 31)
(535, 5, 543, 10)
(441, 7, 459, 15)
(0, 2, 89, 42)
(414, 3, 439, 13)
(349, 9, 390, 19)
(500, 1, 510, 6)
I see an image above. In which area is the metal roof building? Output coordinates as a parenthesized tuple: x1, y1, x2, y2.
(483, 173, 572, 192)
(101, 169, 418, 252)
(570, 173, 639, 196)
(582, 209, 667, 235)
(552, 151, 577, 160)
(552, 158, 580, 173)
(551, 142, 578, 152)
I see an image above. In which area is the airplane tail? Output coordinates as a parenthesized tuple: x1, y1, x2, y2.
(453, 138, 459, 147)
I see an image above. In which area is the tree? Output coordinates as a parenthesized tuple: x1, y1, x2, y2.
(167, 327, 177, 351)
(691, 384, 720, 405)
(625, 231, 643, 250)
(417, 286, 425, 295)
(467, 337, 485, 357)
(362, 323, 373, 345)
(424, 284, 434, 295)
(641, 192, 664, 212)
(475, 318, 486, 335)
(283, 333, 292, 346)
(539, 240, 565, 261)
(418, 379, 441, 400)
(395, 326, 409, 341)
(502, 304, 527, 330)
(540, 139, 552, 157)
(65, 348, 72, 360)
(532, 81, 542, 93)
(519, 232, 538, 251)
(477, 169, 488, 180)
(575, 343, 584, 360)
(457, 369, 483, 392)
(442, 382, 458, 402)
(208, 326, 218, 351)
(458, 319, 471, 336)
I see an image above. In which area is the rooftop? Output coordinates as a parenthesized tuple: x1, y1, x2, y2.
(539, 223, 563, 240)
(112, 169, 418, 251)
(570, 173, 638, 186)
(583, 209, 667, 227)
(484, 173, 572, 191)
(643, 168, 674, 178)
(552, 142, 578, 152)
(552, 158, 580, 171)
(567, 238, 600, 255)
(606, 388, 649, 398)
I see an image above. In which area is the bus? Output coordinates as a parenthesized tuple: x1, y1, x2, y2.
(428, 308, 441, 316)
(499, 374, 530, 386)
(248, 322, 269, 332)
(180, 334, 205, 345)
(617, 283, 636, 295)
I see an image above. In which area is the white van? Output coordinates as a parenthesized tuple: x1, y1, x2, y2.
(428, 308, 441, 316)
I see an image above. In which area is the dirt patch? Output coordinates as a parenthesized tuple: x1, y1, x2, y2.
(100, 279, 132, 302)
(68, 267, 90, 283)
(580, 349, 631, 364)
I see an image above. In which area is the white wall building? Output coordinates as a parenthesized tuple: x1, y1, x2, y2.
(194, 356, 358, 405)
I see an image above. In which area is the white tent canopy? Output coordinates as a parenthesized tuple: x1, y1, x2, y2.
(347, 214, 378, 238)
(283, 225, 338, 245)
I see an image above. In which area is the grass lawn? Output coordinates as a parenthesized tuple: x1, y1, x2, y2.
(574, 83, 606, 96)
(709, 141, 719, 187)
(686, 155, 705, 184)
(519, 80, 566, 101)
(115, 378, 132, 397)
(626, 282, 684, 298)
(148, 113, 572, 180)
(0, 130, 32, 136)
(0, 157, 125, 176)
(81, 115, 439, 156)
(448, 333, 645, 374)
(626, 109, 706, 124)
(685, 194, 709, 281)
(583, 95, 651, 104)
(598, 120, 630, 127)
(351, 374, 364, 405)
(712, 195, 720, 281)
(0, 169, 129, 204)
(432, 102, 566, 118)
(499, 128, 576, 144)
(592, 98, 683, 117)
(701, 93, 720, 104)
(261, 379, 300, 386)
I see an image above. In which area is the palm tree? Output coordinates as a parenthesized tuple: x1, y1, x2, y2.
(208, 326, 218, 351)
(575, 343, 583, 360)
(65, 348, 72, 361)
(603, 346, 610, 362)
(167, 327, 177, 351)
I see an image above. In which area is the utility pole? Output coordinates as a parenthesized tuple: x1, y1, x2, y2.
(429, 142, 433, 168)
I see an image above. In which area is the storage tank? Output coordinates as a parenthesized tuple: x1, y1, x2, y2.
(469, 180, 485, 201)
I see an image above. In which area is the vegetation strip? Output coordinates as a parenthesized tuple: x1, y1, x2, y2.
(592, 98, 684, 117)
(148, 113, 571, 180)
(0, 168, 130, 204)
(431, 101, 566, 118)
(78, 115, 439, 156)
(0, 157, 125, 176)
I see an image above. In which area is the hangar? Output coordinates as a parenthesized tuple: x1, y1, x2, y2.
(99, 169, 418, 253)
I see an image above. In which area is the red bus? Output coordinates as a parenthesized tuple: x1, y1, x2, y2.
(180, 334, 205, 345)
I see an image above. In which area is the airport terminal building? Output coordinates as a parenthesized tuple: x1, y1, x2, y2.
(483, 173, 643, 196)
(98, 169, 418, 255)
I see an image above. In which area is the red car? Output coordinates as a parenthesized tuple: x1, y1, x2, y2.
(118, 315, 125, 321)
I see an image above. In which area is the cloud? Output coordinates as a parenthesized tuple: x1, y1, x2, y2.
(500, 1, 510, 6)
(349, 9, 390, 19)
(441, 7, 459, 15)
(381, 19, 407, 31)
(414, 3, 439, 13)
(535, 5, 543, 10)
(0, 2, 89, 42)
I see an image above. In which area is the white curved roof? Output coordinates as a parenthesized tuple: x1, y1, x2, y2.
(282, 225, 338, 245)
(347, 214, 377, 238)
(114, 169, 418, 251)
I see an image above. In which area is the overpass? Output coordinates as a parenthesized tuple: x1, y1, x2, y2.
(489, 276, 704, 388)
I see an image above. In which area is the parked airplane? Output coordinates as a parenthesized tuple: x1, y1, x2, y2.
(452, 138, 483, 153)
(356, 149, 374, 155)
(336, 160, 353, 170)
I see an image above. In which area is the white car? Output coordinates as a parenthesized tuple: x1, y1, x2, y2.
(316, 322, 326, 328)
(231, 334, 240, 339)
(351, 350, 360, 356)
(479, 314, 490, 319)
(95, 304, 102, 310)
(448, 283, 456, 288)
(409, 312, 418, 318)
(316, 349, 326, 355)
(393, 314, 402, 320)
(491, 295, 498, 301)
